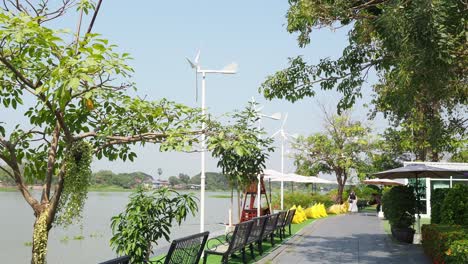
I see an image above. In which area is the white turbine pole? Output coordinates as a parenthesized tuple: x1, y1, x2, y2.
(257, 119, 262, 218)
(281, 134, 284, 210)
(200, 71, 206, 232)
(186, 51, 237, 232)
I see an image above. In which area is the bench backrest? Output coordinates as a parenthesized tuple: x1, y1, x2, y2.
(227, 220, 254, 253)
(263, 213, 279, 234)
(246, 215, 268, 243)
(164, 231, 209, 264)
(98, 255, 130, 264)
(276, 210, 288, 227)
(284, 209, 296, 227)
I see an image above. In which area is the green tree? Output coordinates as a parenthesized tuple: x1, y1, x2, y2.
(292, 112, 372, 203)
(260, 0, 467, 161)
(208, 101, 274, 220)
(178, 173, 190, 185)
(0, 2, 202, 263)
(110, 187, 197, 263)
(168, 176, 180, 187)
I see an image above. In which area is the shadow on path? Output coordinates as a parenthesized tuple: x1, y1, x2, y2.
(258, 213, 429, 264)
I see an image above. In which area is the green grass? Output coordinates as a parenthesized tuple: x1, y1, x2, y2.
(151, 217, 320, 264)
(361, 205, 378, 213)
(0, 186, 17, 192)
(209, 194, 231, 198)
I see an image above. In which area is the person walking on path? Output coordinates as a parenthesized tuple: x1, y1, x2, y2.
(348, 190, 358, 213)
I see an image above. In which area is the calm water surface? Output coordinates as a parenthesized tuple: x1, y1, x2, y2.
(0, 190, 238, 263)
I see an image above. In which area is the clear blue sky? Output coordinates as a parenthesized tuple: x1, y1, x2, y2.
(2, 1, 386, 178)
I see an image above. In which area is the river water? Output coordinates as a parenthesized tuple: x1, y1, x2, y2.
(0, 190, 239, 263)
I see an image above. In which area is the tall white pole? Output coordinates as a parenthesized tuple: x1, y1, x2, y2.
(281, 135, 284, 210)
(200, 72, 206, 232)
(257, 121, 261, 218)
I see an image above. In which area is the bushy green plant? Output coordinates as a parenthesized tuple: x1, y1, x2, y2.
(441, 184, 468, 226)
(352, 185, 379, 200)
(382, 186, 416, 228)
(422, 224, 468, 264)
(431, 188, 447, 224)
(448, 239, 468, 263)
(110, 187, 198, 263)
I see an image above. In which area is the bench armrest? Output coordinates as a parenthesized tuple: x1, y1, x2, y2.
(206, 237, 227, 251)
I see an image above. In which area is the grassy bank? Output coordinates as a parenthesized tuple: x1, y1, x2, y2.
(0, 186, 17, 192)
(1, 185, 133, 192)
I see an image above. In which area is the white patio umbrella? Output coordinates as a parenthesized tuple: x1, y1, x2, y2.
(362, 178, 404, 186)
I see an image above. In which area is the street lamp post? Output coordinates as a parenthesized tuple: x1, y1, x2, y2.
(187, 52, 237, 232)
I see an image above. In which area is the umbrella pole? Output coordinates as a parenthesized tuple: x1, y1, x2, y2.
(415, 174, 421, 234)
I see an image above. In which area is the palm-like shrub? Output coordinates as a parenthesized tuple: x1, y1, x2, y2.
(110, 187, 198, 263)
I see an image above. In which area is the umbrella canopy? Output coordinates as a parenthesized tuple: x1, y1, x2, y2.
(269, 173, 335, 184)
(363, 178, 404, 186)
(262, 169, 284, 179)
(374, 164, 462, 179)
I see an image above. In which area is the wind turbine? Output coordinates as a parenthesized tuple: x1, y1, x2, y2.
(186, 51, 237, 232)
(270, 113, 292, 210)
(252, 98, 281, 218)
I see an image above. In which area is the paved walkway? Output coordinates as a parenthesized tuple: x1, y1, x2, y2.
(258, 212, 430, 264)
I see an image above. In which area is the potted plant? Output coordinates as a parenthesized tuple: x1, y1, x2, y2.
(382, 186, 416, 243)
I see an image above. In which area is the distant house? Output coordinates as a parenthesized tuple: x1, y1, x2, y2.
(189, 184, 201, 190)
(402, 161, 468, 218)
(153, 179, 169, 188)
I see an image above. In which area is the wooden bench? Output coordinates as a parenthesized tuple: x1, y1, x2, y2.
(203, 220, 254, 264)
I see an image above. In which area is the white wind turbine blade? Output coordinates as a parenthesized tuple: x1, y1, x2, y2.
(221, 62, 238, 73)
(281, 130, 288, 140)
(281, 113, 288, 128)
(195, 71, 198, 102)
(194, 50, 200, 64)
(186, 57, 197, 69)
(270, 130, 281, 138)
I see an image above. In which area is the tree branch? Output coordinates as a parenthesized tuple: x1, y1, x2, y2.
(0, 137, 40, 213)
(42, 122, 60, 203)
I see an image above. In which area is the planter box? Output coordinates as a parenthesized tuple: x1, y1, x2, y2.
(391, 226, 415, 243)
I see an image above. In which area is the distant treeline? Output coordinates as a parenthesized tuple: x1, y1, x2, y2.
(167, 172, 229, 191)
(0, 167, 230, 191)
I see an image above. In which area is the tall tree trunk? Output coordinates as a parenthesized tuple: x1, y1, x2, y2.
(337, 183, 344, 204)
(31, 207, 50, 264)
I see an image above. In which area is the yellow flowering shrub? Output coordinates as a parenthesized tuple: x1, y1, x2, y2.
(292, 205, 307, 223)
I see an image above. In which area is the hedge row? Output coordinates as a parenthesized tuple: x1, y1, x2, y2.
(431, 184, 468, 226)
(421, 224, 468, 264)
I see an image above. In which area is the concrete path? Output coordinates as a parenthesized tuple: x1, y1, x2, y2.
(258, 212, 430, 264)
